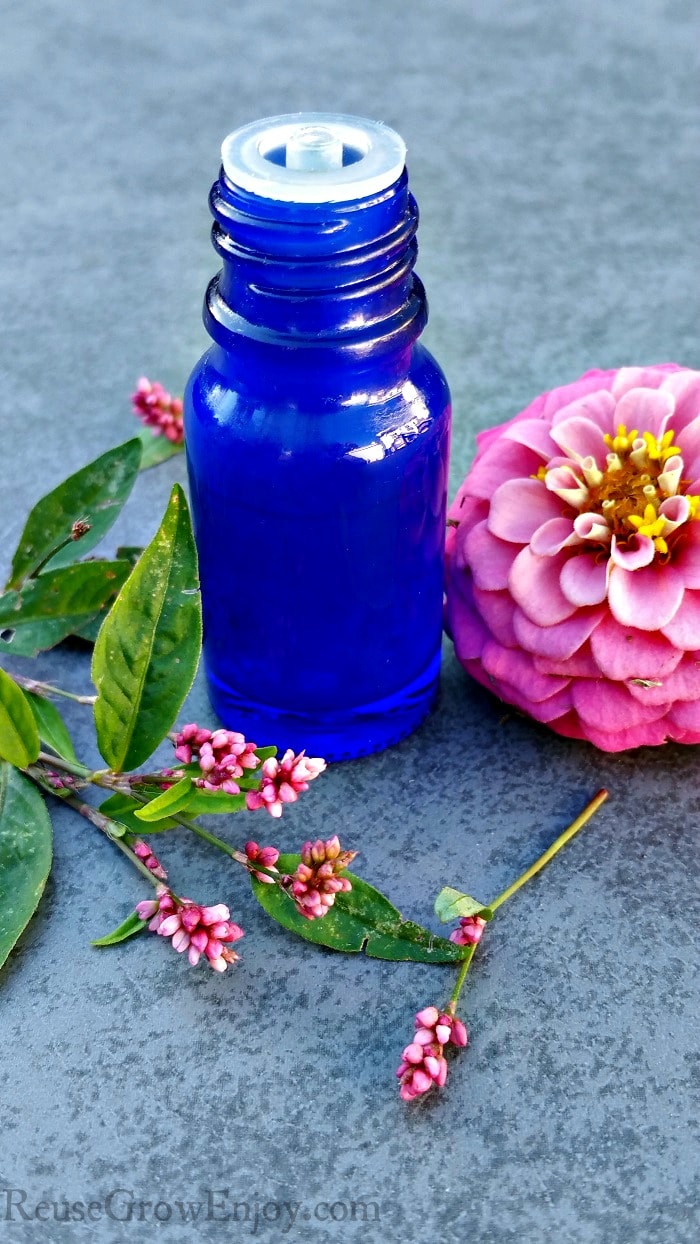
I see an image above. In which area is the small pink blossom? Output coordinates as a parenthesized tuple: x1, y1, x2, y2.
(449, 915, 487, 946)
(244, 840, 280, 884)
(173, 723, 259, 795)
(136, 889, 243, 971)
(131, 377, 184, 444)
(397, 1007, 468, 1101)
(132, 838, 168, 881)
(45, 770, 77, 791)
(281, 835, 356, 919)
(445, 364, 700, 751)
(245, 749, 326, 818)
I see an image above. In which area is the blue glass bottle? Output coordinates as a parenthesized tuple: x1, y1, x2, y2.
(184, 114, 451, 761)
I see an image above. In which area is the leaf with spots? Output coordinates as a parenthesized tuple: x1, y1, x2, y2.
(251, 855, 468, 963)
(92, 484, 202, 771)
(6, 438, 142, 588)
(0, 763, 52, 972)
(0, 560, 132, 657)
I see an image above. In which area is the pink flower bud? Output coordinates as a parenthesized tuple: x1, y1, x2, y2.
(415, 1006, 440, 1028)
(449, 915, 487, 946)
(450, 1019, 468, 1047)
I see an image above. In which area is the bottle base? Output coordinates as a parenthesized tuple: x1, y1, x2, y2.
(204, 653, 441, 762)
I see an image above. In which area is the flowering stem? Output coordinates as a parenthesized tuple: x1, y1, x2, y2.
(152, 811, 279, 881)
(488, 789, 608, 913)
(444, 790, 608, 1018)
(27, 768, 162, 888)
(29, 533, 81, 578)
(446, 944, 477, 1014)
(13, 674, 96, 705)
(119, 787, 269, 875)
(176, 816, 240, 860)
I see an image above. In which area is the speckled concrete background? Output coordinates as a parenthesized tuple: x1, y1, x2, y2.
(1, 1, 699, 1241)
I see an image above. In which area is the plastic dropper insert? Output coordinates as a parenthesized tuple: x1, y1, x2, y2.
(220, 112, 407, 203)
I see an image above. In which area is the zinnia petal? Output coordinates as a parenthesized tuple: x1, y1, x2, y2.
(501, 418, 557, 459)
(660, 589, 700, 649)
(530, 517, 582, 558)
(609, 534, 655, 571)
(549, 415, 609, 466)
(559, 553, 609, 606)
(626, 655, 700, 706)
(608, 563, 684, 630)
(464, 520, 518, 590)
(465, 440, 544, 501)
(488, 478, 563, 544)
(512, 605, 605, 659)
(547, 386, 616, 430)
(612, 366, 677, 399)
(571, 680, 670, 732)
(613, 387, 675, 438)
(589, 615, 682, 681)
(473, 587, 519, 647)
(481, 639, 569, 703)
(509, 548, 578, 626)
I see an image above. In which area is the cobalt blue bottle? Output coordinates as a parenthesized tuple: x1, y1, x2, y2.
(184, 114, 451, 760)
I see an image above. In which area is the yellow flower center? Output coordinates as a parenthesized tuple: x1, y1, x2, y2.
(584, 424, 698, 552)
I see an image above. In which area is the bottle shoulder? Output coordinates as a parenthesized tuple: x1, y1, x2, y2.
(185, 343, 450, 438)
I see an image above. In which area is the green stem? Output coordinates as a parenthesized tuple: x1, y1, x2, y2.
(12, 673, 96, 705)
(120, 786, 257, 872)
(27, 768, 162, 889)
(489, 789, 609, 912)
(446, 944, 477, 1014)
(37, 751, 93, 780)
(30, 532, 83, 578)
(444, 789, 608, 1017)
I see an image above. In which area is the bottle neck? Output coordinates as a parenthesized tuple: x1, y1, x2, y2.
(203, 169, 428, 361)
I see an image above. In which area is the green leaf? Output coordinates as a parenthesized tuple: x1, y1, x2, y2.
(0, 668, 40, 767)
(92, 910, 147, 947)
(134, 775, 193, 822)
(7, 439, 142, 588)
(434, 886, 494, 923)
(92, 485, 202, 771)
(115, 546, 144, 568)
(99, 793, 179, 834)
(251, 855, 468, 963)
(0, 763, 52, 971)
(137, 427, 184, 470)
(69, 613, 105, 645)
(182, 789, 247, 815)
(254, 746, 277, 763)
(25, 693, 77, 762)
(0, 560, 131, 658)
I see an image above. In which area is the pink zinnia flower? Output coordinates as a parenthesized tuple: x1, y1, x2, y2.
(449, 915, 486, 946)
(131, 377, 184, 444)
(282, 835, 356, 919)
(445, 365, 700, 751)
(173, 723, 259, 795)
(397, 1006, 468, 1101)
(245, 749, 326, 818)
(136, 889, 243, 971)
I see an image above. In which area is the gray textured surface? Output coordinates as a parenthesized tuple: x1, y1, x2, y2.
(1, 1, 699, 1241)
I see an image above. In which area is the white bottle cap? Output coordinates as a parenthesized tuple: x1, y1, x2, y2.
(221, 113, 407, 204)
